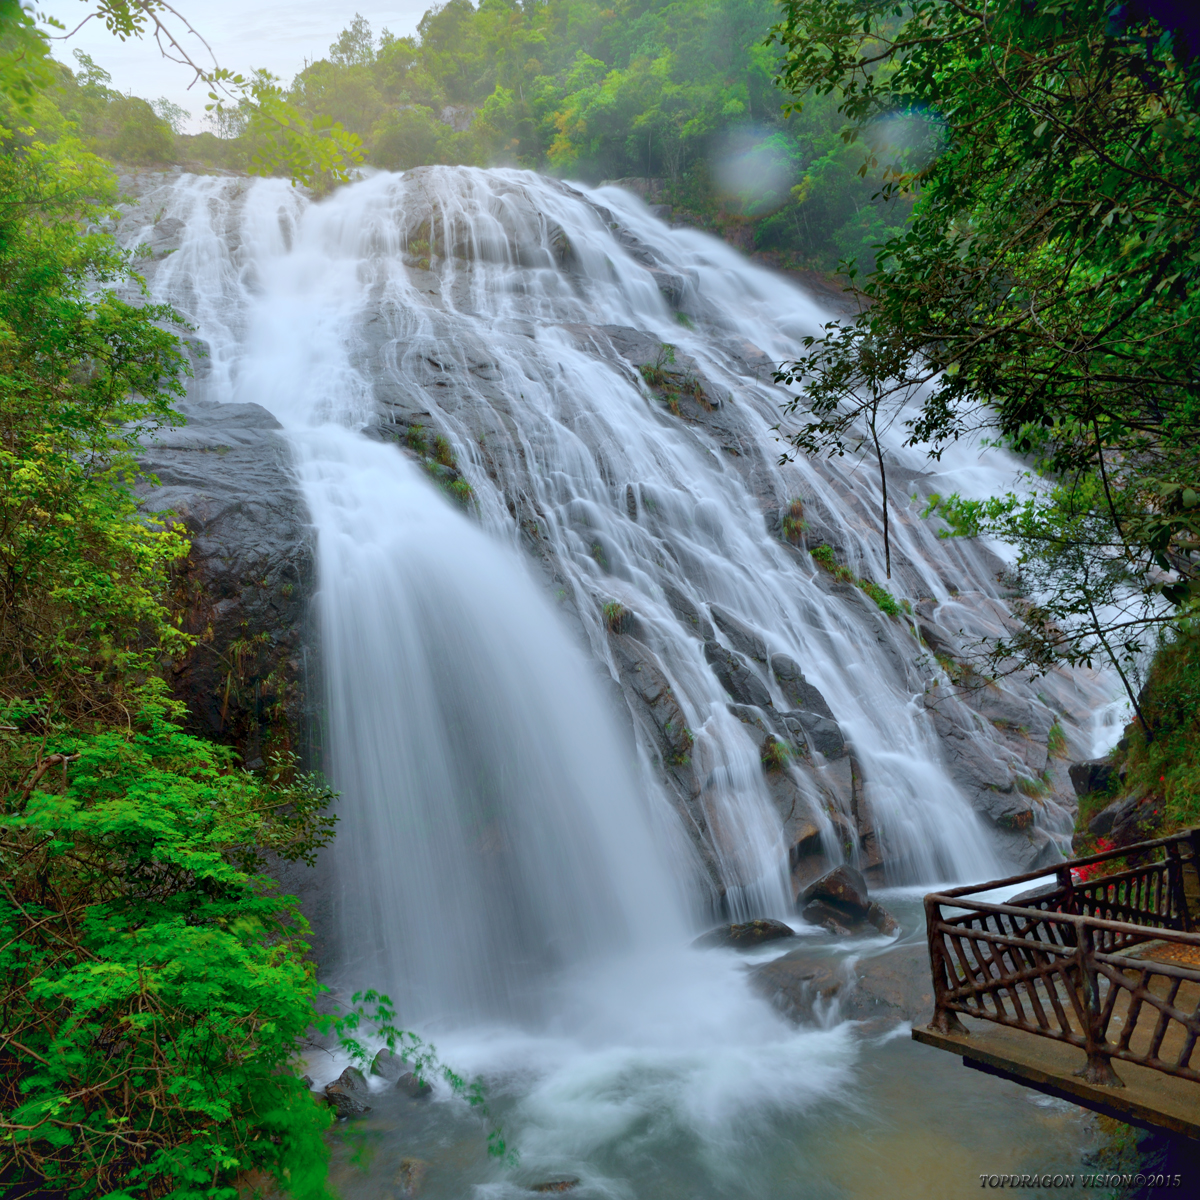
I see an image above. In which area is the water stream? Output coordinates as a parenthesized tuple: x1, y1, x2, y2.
(130, 166, 1115, 1196)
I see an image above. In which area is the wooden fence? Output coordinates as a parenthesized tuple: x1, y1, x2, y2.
(924, 830, 1200, 1087)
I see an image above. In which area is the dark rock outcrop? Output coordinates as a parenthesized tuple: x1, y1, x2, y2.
(137, 401, 316, 765)
(751, 940, 933, 1027)
(692, 918, 797, 950)
(1071, 758, 1117, 797)
(704, 641, 772, 708)
(370, 1049, 433, 1098)
(325, 1066, 372, 1118)
(802, 864, 870, 913)
(798, 865, 899, 937)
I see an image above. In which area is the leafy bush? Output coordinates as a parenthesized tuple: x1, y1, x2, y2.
(0, 704, 338, 1199)
(858, 579, 900, 616)
(1121, 623, 1200, 832)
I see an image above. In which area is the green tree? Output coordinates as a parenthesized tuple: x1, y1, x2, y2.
(770, 0, 1200, 721)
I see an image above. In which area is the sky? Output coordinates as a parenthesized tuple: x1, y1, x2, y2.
(38, 2, 432, 132)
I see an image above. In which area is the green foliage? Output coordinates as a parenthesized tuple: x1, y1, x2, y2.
(809, 544, 898, 614)
(0, 704, 339, 1199)
(1121, 624, 1200, 831)
(0, 131, 190, 717)
(760, 734, 792, 771)
(602, 600, 630, 632)
(772, 0, 1200, 702)
(329, 990, 515, 1165)
(264, 2, 905, 273)
(809, 542, 837, 572)
(857, 578, 899, 617)
(780, 497, 806, 542)
(638, 342, 676, 388)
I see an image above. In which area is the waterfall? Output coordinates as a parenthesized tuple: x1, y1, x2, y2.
(134, 165, 1101, 1024)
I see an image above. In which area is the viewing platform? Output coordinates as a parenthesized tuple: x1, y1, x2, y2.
(913, 830, 1200, 1138)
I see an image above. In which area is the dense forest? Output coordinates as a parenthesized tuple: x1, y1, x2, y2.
(20, 1, 912, 275)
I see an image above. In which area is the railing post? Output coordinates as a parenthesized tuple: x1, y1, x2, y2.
(1167, 840, 1190, 932)
(1057, 864, 1077, 915)
(1073, 919, 1124, 1088)
(925, 894, 968, 1036)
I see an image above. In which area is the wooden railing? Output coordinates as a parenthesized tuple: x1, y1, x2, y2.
(924, 829, 1200, 1087)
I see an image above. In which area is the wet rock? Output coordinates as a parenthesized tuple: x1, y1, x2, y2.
(1072, 757, 1117, 798)
(800, 899, 859, 937)
(704, 641, 772, 708)
(749, 949, 847, 1021)
(612, 636, 695, 761)
(531, 1180, 581, 1194)
(137, 402, 314, 755)
(710, 606, 768, 662)
(325, 1067, 372, 1118)
(751, 940, 935, 1026)
(769, 654, 835, 718)
(661, 582, 713, 639)
(692, 918, 797, 950)
(780, 710, 845, 758)
(371, 1049, 433, 1098)
(395, 1157, 427, 1196)
(866, 901, 900, 936)
(1009, 882, 1062, 908)
(801, 864, 870, 915)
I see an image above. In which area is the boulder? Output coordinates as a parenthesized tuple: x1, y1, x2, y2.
(1070, 758, 1117, 797)
(1109, 789, 1163, 847)
(324, 1066, 372, 1118)
(780, 710, 846, 758)
(370, 1048, 433, 1098)
(801, 865, 870, 915)
(866, 901, 900, 937)
(800, 899, 859, 937)
(1008, 882, 1063, 908)
(1088, 786, 1148, 837)
(531, 1180, 581, 1193)
(692, 918, 797, 950)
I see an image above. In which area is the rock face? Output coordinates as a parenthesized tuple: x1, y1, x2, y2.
(802, 865, 869, 912)
(1071, 757, 1117, 798)
(138, 400, 316, 761)
(112, 166, 1106, 923)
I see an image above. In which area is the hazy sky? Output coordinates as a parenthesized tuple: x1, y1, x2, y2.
(39, 2, 432, 131)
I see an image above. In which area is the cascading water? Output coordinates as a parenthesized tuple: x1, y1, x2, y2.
(127, 165, 1115, 1196)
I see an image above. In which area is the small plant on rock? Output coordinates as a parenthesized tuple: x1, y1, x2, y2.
(761, 735, 792, 771)
(406, 423, 428, 455)
(603, 601, 630, 633)
(781, 498, 807, 543)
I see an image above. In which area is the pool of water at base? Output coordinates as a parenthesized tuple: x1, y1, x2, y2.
(317, 890, 1104, 1200)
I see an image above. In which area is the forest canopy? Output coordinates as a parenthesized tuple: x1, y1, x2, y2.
(16, 0, 912, 275)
